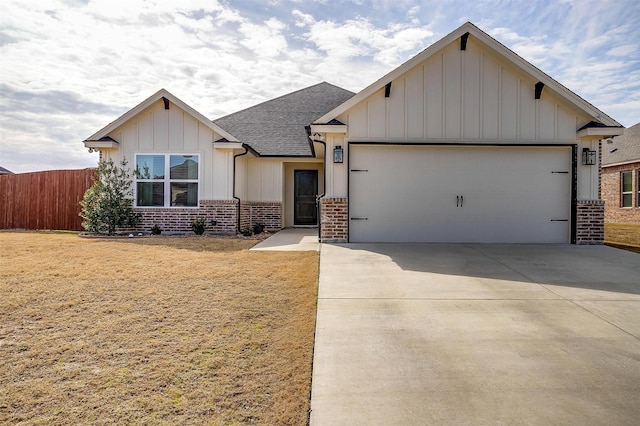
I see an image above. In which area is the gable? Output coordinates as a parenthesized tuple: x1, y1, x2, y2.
(84, 89, 236, 145)
(318, 22, 621, 141)
(603, 122, 640, 166)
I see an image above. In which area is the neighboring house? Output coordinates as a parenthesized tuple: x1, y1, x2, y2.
(601, 122, 640, 224)
(0, 166, 13, 175)
(84, 22, 622, 244)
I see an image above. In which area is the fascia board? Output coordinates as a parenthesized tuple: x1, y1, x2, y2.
(83, 140, 119, 149)
(577, 127, 625, 138)
(310, 124, 348, 133)
(213, 142, 244, 150)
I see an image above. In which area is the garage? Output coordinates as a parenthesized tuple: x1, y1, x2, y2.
(349, 145, 572, 243)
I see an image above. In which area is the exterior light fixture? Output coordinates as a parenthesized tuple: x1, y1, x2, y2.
(333, 145, 343, 163)
(582, 148, 596, 166)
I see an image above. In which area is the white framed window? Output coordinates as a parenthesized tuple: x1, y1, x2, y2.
(135, 154, 199, 207)
(621, 171, 632, 208)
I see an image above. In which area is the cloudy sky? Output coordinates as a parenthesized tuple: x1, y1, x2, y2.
(1, 0, 639, 173)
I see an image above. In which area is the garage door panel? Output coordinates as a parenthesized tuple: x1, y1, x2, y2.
(349, 145, 571, 243)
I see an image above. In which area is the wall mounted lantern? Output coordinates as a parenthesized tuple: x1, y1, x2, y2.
(582, 148, 596, 166)
(334, 145, 343, 163)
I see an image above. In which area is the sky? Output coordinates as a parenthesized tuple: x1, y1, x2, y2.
(1, 0, 639, 173)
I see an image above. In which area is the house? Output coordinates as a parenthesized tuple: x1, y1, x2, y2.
(601, 122, 640, 224)
(0, 166, 13, 175)
(84, 22, 622, 244)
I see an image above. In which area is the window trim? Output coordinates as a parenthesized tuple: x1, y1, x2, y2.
(621, 171, 632, 208)
(134, 153, 200, 208)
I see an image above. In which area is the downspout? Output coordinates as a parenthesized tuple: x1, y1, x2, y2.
(233, 145, 249, 234)
(307, 129, 326, 241)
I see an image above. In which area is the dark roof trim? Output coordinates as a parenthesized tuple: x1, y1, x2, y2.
(578, 121, 623, 131)
(85, 135, 118, 142)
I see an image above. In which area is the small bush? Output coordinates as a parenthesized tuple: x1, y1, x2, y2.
(191, 217, 206, 235)
(150, 224, 162, 235)
(252, 223, 265, 234)
(241, 226, 254, 237)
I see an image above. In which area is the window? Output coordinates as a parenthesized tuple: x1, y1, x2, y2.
(135, 154, 199, 207)
(621, 171, 632, 208)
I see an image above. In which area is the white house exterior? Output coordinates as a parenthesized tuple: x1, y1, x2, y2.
(84, 22, 622, 243)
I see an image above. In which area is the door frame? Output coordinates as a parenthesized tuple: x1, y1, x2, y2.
(294, 169, 319, 226)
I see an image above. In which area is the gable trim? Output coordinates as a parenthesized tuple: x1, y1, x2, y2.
(84, 89, 238, 143)
(314, 22, 621, 128)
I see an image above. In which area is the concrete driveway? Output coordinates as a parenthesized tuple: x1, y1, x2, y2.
(310, 244, 640, 425)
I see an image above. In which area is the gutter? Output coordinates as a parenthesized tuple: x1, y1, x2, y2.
(306, 126, 326, 241)
(233, 145, 250, 233)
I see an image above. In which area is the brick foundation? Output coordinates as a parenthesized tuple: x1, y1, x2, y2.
(134, 200, 238, 234)
(239, 201, 283, 232)
(601, 162, 640, 224)
(320, 197, 348, 242)
(575, 199, 604, 245)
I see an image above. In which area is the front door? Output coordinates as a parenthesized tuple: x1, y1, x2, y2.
(294, 170, 318, 225)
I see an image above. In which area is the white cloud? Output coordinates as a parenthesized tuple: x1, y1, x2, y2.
(0, 0, 638, 172)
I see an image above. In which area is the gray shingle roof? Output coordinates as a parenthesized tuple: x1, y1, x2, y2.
(0, 166, 13, 174)
(602, 122, 640, 166)
(213, 82, 355, 156)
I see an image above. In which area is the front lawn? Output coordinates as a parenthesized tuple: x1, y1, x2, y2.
(605, 223, 640, 253)
(0, 232, 319, 425)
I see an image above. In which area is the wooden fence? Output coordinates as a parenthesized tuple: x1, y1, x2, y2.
(0, 169, 95, 231)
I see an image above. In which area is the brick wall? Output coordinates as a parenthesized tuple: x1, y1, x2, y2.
(601, 162, 640, 224)
(239, 202, 283, 232)
(134, 200, 238, 234)
(575, 199, 604, 244)
(320, 197, 348, 242)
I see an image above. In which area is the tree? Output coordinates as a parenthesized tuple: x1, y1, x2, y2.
(80, 158, 140, 235)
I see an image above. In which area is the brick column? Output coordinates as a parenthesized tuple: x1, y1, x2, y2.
(576, 199, 604, 245)
(320, 197, 348, 243)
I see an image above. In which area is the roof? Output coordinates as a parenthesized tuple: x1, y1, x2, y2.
(84, 89, 237, 143)
(602, 122, 640, 166)
(214, 82, 355, 156)
(315, 22, 621, 129)
(0, 166, 13, 174)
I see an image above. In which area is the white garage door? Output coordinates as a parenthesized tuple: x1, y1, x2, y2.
(349, 145, 571, 243)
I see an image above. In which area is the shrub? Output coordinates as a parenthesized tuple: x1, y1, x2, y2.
(80, 158, 140, 235)
(241, 225, 254, 237)
(252, 223, 265, 234)
(191, 217, 206, 235)
(150, 224, 162, 235)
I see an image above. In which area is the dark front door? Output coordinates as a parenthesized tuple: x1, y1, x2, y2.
(294, 170, 318, 225)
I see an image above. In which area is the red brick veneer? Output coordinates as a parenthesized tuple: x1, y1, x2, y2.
(239, 201, 283, 232)
(320, 197, 348, 242)
(575, 199, 605, 244)
(134, 200, 237, 234)
(601, 162, 640, 224)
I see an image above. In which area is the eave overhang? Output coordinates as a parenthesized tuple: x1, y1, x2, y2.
(83, 136, 119, 150)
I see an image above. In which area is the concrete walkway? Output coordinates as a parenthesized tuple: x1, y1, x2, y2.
(250, 227, 319, 251)
(310, 243, 640, 425)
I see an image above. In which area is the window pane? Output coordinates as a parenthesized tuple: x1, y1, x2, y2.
(622, 171, 632, 192)
(136, 155, 165, 179)
(137, 182, 164, 206)
(171, 183, 198, 206)
(170, 155, 198, 180)
(622, 193, 632, 208)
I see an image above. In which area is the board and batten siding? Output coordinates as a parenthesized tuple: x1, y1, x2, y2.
(327, 37, 599, 199)
(100, 99, 236, 201)
(339, 40, 591, 142)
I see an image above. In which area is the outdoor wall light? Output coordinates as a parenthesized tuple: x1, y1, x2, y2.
(582, 148, 596, 166)
(333, 145, 343, 163)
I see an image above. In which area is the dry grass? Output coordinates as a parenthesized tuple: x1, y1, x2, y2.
(605, 223, 640, 253)
(0, 232, 319, 425)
